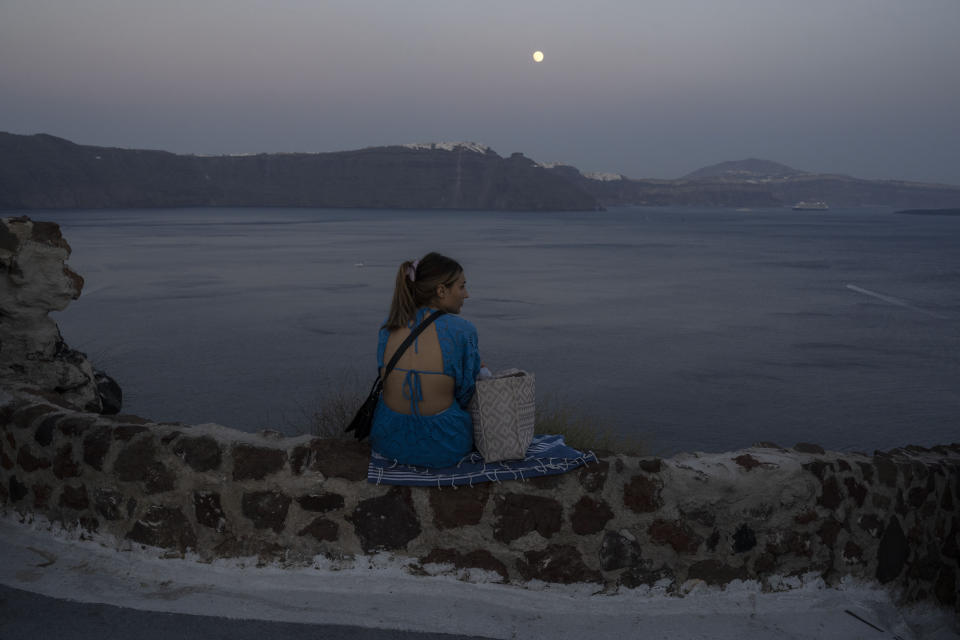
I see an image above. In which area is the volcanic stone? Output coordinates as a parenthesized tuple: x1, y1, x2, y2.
(292, 439, 369, 480)
(241, 491, 292, 532)
(895, 489, 909, 516)
(577, 459, 609, 492)
(57, 416, 96, 436)
(623, 475, 663, 513)
(732, 524, 757, 553)
(934, 569, 956, 606)
(52, 443, 81, 479)
(32, 483, 51, 508)
(526, 474, 563, 489)
(113, 438, 175, 493)
(492, 493, 562, 543)
(429, 484, 489, 529)
(59, 483, 89, 510)
(684, 509, 717, 528)
(876, 516, 909, 583)
(733, 454, 762, 470)
(858, 513, 884, 538)
(352, 488, 421, 552)
(638, 458, 662, 473)
(127, 505, 197, 551)
(17, 446, 51, 472)
(648, 519, 701, 554)
(844, 478, 867, 507)
(803, 460, 833, 481)
(173, 436, 222, 472)
(11, 405, 59, 430)
(817, 476, 843, 510)
(82, 427, 112, 470)
(113, 426, 147, 441)
(767, 530, 812, 557)
(518, 545, 602, 584)
(908, 486, 930, 508)
(706, 529, 720, 551)
(34, 414, 59, 446)
(688, 559, 747, 585)
(874, 457, 898, 487)
(794, 443, 825, 454)
(94, 489, 125, 520)
(421, 548, 509, 581)
(599, 530, 643, 571)
(941, 523, 959, 560)
(194, 492, 226, 530)
(232, 443, 286, 480)
(297, 492, 345, 514)
(571, 496, 613, 535)
(817, 519, 843, 547)
(843, 541, 864, 563)
(620, 565, 673, 589)
(9, 476, 28, 502)
(298, 516, 339, 542)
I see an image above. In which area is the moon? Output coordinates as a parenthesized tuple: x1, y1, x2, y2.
(532, 50, 544, 63)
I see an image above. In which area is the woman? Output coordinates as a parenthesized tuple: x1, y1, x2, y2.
(370, 252, 481, 467)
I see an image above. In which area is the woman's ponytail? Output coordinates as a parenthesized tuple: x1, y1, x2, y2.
(385, 260, 419, 330)
(383, 253, 463, 330)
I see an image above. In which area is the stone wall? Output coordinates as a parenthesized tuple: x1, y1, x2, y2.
(2, 216, 958, 610)
(1, 384, 958, 608)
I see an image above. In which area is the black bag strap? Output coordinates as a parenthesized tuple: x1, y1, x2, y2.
(382, 309, 446, 379)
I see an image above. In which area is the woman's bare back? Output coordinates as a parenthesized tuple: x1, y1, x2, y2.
(382, 322, 456, 415)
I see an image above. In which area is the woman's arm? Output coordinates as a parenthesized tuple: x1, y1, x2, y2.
(455, 322, 481, 408)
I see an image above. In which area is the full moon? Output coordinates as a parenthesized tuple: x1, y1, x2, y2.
(532, 50, 544, 62)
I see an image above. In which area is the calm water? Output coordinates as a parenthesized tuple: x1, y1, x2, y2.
(33, 206, 960, 455)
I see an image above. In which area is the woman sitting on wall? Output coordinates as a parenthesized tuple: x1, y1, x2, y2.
(370, 252, 481, 468)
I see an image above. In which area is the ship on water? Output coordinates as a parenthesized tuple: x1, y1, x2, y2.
(792, 200, 829, 210)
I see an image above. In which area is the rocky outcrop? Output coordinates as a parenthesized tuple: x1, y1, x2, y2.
(0, 217, 118, 413)
(0, 133, 599, 212)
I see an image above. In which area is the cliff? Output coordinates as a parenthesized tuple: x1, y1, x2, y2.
(551, 159, 960, 209)
(5, 133, 960, 212)
(0, 133, 599, 212)
(2, 217, 959, 611)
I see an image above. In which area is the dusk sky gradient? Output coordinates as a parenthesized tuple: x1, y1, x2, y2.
(3, 0, 959, 184)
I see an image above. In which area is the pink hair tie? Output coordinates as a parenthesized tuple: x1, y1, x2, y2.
(406, 258, 420, 282)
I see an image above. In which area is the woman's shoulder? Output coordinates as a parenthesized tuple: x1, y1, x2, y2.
(436, 313, 477, 340)
(438, 312, 476, 330)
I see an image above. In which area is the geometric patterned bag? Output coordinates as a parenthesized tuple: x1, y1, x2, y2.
(468, 368, 535, 462)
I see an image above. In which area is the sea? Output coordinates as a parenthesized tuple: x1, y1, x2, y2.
(29, 206, 960, 456)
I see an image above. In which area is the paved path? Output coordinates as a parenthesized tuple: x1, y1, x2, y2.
(1, 515, 953, 639)
(0, 584, 488, 640)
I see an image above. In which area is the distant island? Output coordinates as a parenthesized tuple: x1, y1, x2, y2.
(2, 132, 959, 211)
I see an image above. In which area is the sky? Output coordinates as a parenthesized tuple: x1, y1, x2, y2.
(2, 0, 959, 184)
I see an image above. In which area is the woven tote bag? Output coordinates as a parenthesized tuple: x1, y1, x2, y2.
(469, 369, 535, 462)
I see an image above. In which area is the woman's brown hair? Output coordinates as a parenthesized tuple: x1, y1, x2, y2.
(384, 252, 463, 330)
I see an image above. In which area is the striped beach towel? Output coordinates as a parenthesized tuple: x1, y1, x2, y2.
(367, 434, 597, 487)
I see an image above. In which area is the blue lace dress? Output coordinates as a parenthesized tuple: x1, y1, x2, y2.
(370, 307, 481, 468)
